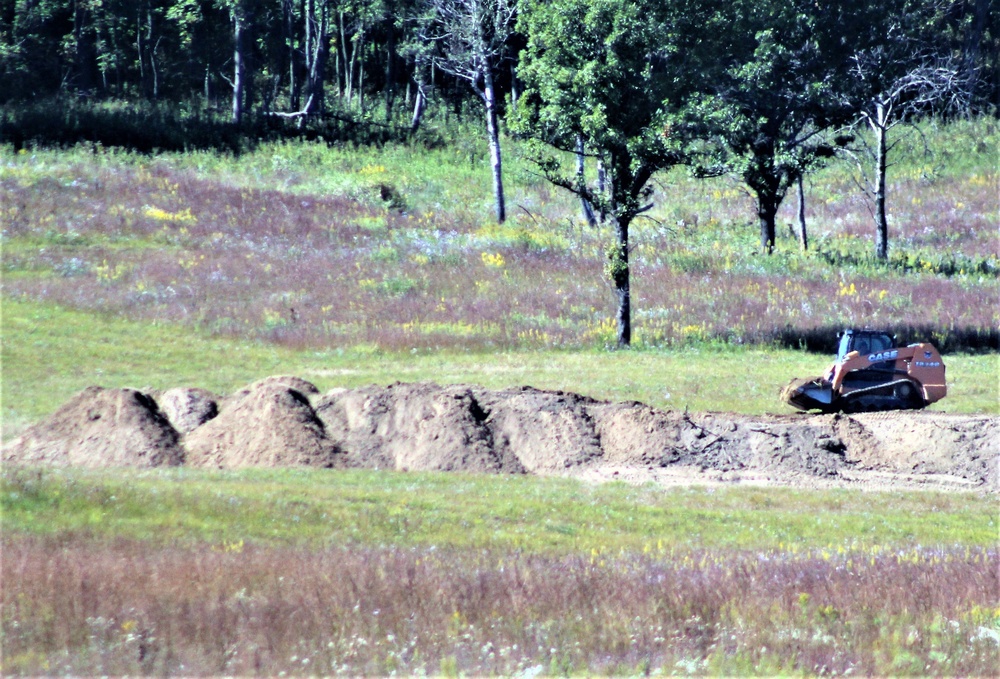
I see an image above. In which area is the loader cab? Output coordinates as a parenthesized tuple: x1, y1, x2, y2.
(837, 329, 896, 372)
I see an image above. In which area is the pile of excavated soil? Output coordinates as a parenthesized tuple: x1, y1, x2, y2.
(4, 379, 997, 492)
(838, 411, 999, 486)
(2, 387, 183, 467)
(315, 383, 521, 473)
(185, 381, 341, 468)
(157, 387, 219, 435)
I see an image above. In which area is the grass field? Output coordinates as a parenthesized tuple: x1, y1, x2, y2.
(4, 467, 996, 550)
(3, 297, 997, 441)
(2, 118, 998, 676)
(3, 117, 997, 435)
(2, 118, 997, 355)
(2, 467, 998, 676)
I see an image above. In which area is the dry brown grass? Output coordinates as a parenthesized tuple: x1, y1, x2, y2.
(3, 535, 997, 676)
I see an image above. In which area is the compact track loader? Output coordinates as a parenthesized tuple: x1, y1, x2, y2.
(781, 329, 947, 413)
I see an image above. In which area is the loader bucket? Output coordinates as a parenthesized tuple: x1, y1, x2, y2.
(781, 377, 835, 412)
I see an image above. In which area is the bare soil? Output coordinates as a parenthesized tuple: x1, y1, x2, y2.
(4, 380, 996, 492)
(2, 387, 182, 468)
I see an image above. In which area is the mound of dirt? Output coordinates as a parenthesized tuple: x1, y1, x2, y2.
(312, 382, 1000, 489)
(312, 383, 860, 479)
(679, 412, 850, 478)
(156, 387, 219, 435)
(185, 382, 340, 468)
(475, 386, 604, 472)
(2, 387, 183, 467)
(316, 383, 522, 472)
(588, 402, 687, 466)
(315, 384, 614, 473)
(6, 378, 997, 492)
(837, 412, 999, 487)
(220, 375, 320, 411)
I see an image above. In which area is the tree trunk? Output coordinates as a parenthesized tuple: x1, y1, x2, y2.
(576, 135, 597, 226)
(510, 59, 519, 107)
(73, 0, 96, 94)
(596, 159, 607, 223)
(204, 65, 211, 107)
(335, 11, 344, 101)
(232, 9, 245, 123)
(612, 215, 631, 348)
(305, 0, 314, 102)
(384, 25, 396, 122)
(150, 34, 161, 100)
(136, 8, 157, 100)
(340, 13, 354, 105)
(963, 0, 989, 96)
(482, 66, 506, 223)
(242, 6, 256, 119)
(873, 103, 889, 261)
(303, 0, 328, 114)
(110, 25, 123, 96)
(357, 31, 365, 112)
(405, 59, 412, 107)
(410, 80, 426, 133)
(796, 175, 808, 251)
(284, 0, 300, 110)
(756, 190, 779, 255)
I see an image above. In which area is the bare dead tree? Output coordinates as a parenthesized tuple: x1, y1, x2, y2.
(846, 51, 971, 260)
(302, 0, 331, 114)
(417, 0, 516, 223)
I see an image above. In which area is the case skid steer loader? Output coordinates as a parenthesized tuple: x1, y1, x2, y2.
(781, 329, 947, 413)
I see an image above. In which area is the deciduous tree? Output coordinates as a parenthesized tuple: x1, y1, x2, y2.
(514, 0, 689, 347)
(684, 0, 865, 254)
(844, 1, 973, 260)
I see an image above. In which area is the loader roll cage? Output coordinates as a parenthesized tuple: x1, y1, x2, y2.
(836, 329, 894, 363)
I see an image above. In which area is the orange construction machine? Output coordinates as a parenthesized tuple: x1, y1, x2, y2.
(781, 329, 947, 413)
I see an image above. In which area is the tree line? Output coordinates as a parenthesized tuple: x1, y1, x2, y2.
(0, 0, 524, 126)
(2, 0, 995, 347)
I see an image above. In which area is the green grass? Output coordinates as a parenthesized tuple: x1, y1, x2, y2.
(3, 466, 995, 552)
(4, 297, 997, 440)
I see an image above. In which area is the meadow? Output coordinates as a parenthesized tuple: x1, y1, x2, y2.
(2, 116, 998, 436)
(1, 117, 998, 676)
(2, 467, 998, 676)
(2, 117, 997, 358)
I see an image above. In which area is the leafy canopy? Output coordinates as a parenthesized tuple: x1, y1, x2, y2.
(512, 0, 699, 347)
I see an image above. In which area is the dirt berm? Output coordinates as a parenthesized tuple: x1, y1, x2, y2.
(4, 379, 997, 492)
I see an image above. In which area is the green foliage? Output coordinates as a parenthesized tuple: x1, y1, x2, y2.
(515, 0, 698, 344)
(602, 240, 628, 281)
(816, 239, 1000, 278)
(514, 0, 687, 209)
(677, 0, 872, 252)
(516, 0, 673, 152)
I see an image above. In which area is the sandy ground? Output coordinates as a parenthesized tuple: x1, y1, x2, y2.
(4, 378, 997, 493)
